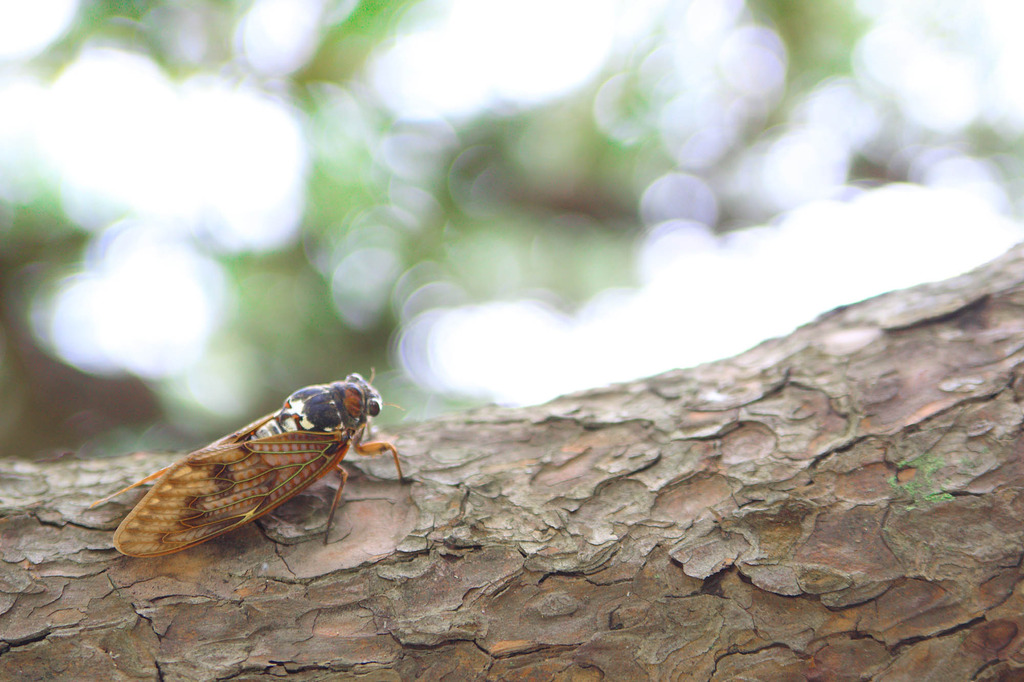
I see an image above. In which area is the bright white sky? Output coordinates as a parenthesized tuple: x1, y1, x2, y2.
(2, 0, 1023, 410)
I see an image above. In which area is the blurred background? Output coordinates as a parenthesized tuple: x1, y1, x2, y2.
(2, 0, 1023, 461)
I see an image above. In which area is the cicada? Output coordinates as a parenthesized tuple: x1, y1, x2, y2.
(91, 373, 402, 557)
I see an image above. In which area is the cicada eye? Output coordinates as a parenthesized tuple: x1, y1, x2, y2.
(367, 397, 381, 417)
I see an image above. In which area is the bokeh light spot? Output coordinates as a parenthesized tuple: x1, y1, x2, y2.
(33, 221, 226, 379)
(332, 247, 401, 330)
(238, 0, 326, 76)
(0, 0, 78, 61)
(35, 48, 308, 248)
(640, 173, 718, 226)
(370, 0, 620, 118)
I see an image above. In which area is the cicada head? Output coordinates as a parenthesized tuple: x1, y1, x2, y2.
(337, 372, 383, 424)
(272, 373, 382, 434)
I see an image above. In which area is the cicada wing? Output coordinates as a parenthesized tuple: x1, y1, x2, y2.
(205, 411, 277, 447)
(90, 411, 277, 510)
(112, 430, 349, 557)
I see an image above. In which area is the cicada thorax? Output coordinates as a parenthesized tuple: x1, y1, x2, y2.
(253, 373, 383, 440)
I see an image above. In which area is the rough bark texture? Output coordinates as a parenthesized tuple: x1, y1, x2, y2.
(5, 245, 1024, 681)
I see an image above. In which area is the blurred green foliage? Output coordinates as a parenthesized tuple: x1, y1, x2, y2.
(0, 0, 1013, 461)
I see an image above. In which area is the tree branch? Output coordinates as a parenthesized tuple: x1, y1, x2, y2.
(4, 245, 1024, 680)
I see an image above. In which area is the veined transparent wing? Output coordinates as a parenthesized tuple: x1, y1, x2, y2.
(112, 430, 350, 557)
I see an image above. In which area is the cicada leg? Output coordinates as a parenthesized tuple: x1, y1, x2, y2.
(352, 439, 402, 481)
(324, 465, 350, 544)
(323, 434, 401, 544)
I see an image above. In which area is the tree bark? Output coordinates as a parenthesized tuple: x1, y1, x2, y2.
(5, 245, 1024, 681)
